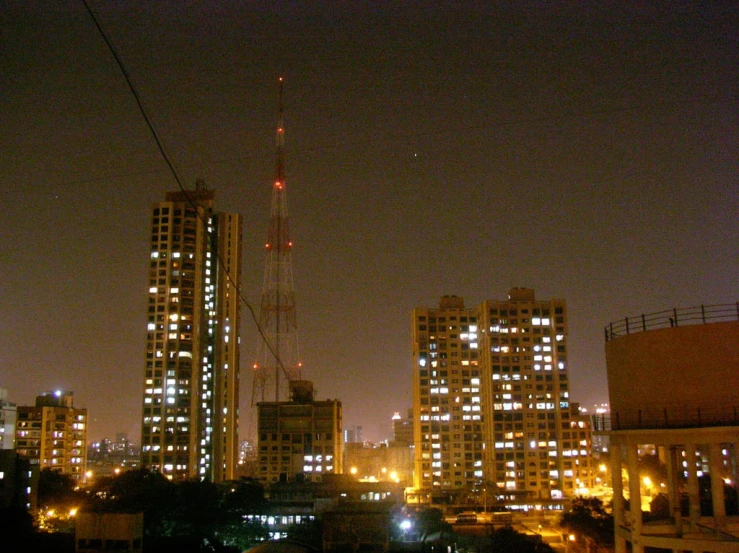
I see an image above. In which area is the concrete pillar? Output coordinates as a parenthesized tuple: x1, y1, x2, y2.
(657, 445, 667, 465)
(665, 446, 682, 537)
(710, 442, 726, 530)
(611, 445, 627, 553)
(686, 443, 701, 530)
(627, 444, 644, 553)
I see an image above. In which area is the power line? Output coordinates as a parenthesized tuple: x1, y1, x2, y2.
(81, 0, 286, 375)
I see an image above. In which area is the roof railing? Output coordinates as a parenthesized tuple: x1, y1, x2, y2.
(592, 403, 739, 432)
(605, 302, 739, 342)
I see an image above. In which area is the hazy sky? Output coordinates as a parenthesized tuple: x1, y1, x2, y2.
(1, 1, 737, 442)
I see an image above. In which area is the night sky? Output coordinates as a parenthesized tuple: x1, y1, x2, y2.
(2, 2, 737, 443)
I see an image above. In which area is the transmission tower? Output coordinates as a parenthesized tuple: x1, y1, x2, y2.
(252, 78, 302, 404)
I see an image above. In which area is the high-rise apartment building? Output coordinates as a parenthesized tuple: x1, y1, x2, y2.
(140, 181, 242, 482)
(412, 295, 481, 492)
(412, 289, 590, 504)
(15, 391, 87, 481)
(479, 288, 573, 501)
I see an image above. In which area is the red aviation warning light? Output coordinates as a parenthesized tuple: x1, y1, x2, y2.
(252, 77, 302, 405)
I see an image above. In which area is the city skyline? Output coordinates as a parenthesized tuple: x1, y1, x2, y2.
(1, 2, 736, 443)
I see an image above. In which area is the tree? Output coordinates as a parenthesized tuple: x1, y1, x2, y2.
(560, 496, 614, 553)
(37, 468, 79, 510)
(36, 468, 87, 533)
(217, 477, 269, 550)
(168, 479, 222, 538)
(492, 527, 555, 553)
(104, 468, 178, 535)
(219, 477, 266, 511)
(462, 527, 554, 553)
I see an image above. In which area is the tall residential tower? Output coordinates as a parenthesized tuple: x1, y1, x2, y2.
(140, 181, 242, 482)
(411, 295, 481, 492)
(411, 289, 591, 505)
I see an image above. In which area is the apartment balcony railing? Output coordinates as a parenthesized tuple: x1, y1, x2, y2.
(605, 302, 739, 342)
(592, 402, 739, 432)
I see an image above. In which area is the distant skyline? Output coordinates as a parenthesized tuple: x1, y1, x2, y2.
(1, 2, 736, 442)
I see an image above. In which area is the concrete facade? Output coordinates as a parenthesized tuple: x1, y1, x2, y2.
(606, 321, 739, 429)
(603, 311, 739, 553)
(257, 381, 343, 484)
(75, 512, 143, 553)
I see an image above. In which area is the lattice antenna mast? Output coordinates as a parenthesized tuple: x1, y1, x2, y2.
(252, 78, 302, 404)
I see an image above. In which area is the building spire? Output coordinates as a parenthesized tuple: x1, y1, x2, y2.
(252, 78, 302, 405)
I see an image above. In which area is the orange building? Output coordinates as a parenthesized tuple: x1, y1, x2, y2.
(600, 303, 739, 553)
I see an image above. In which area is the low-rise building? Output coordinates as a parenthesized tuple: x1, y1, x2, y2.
(257, 381, 343, 484)
(75, 512, 143, 553)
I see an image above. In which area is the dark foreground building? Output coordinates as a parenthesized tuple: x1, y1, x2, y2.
(599, 303, 739, 553)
